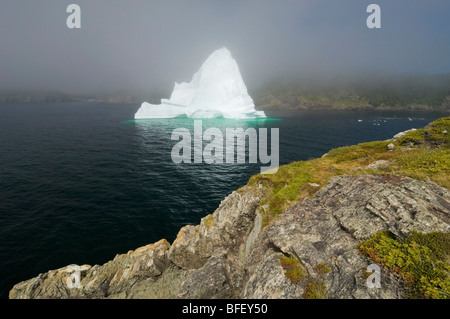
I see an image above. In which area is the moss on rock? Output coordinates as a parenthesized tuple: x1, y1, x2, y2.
(279, 255, 305, 284)
(248, 117, 450, 227)
(358, 230, 450, 299)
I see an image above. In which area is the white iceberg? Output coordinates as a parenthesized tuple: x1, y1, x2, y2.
(135, 47, 266, 119)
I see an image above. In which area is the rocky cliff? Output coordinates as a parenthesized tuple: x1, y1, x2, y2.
(9, 118, 450, 299)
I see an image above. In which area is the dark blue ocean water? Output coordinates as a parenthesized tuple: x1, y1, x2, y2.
(0, 102, 446, 298)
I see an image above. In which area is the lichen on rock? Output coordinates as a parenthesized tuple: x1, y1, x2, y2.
(9, 117, 450, 299)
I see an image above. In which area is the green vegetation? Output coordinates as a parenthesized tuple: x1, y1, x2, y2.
(313, 263, 331, 275)
(361, 267, 373, 280)
(203, 214, 215, 230)
(0, 90, 158, 105)
(249, 117, 450, 227)
(280, 255, 305, 284)
(5, 73, 449, 108)
(279, 256, 329, 299)
(302, 281, 327, 299)
(397, 117, 450, 147)
(257, 116, 450, 299)
(359, 230, 450, 299)
(253, 73, 450, 110)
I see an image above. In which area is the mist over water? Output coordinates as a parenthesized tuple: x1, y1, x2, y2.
(1, 1, 450, 94)
(1, 0, 449, 301)
(0, 102, 447, 298)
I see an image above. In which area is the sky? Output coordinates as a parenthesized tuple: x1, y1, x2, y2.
(0, 0, 449, 95)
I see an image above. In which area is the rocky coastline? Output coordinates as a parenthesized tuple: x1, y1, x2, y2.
(9, 118, 450, 299)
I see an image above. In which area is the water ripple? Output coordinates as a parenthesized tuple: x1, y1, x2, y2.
(0, 103, 446, 298)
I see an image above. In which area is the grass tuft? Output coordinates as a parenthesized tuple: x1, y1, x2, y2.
(203, 214, 215, 229)
(302, 281, 327, 299)
(280, 255, 305, 284)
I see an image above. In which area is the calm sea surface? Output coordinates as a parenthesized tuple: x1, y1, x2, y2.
(0, 102, 447, 298)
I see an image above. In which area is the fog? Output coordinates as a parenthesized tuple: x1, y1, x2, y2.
(1, 0, 449, 95)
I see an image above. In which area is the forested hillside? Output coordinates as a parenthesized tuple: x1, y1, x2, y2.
(253, 73, 450, 111)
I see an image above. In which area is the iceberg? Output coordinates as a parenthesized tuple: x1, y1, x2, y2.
(135, 47, 266, 119)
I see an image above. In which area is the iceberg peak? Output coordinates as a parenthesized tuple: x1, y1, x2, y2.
(135, 47, 266, 119)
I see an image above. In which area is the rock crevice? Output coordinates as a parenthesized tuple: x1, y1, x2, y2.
(9, 174, 450, 299)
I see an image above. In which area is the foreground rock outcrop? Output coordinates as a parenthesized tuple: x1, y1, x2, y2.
(244, 174, 449, 299)
(10, 173, 450, 299)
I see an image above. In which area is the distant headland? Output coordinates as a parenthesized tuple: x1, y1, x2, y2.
(2, 73, 450, 112)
